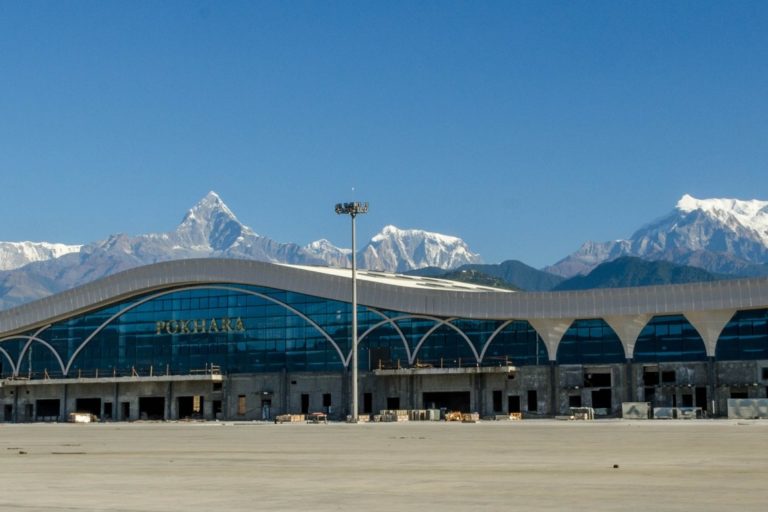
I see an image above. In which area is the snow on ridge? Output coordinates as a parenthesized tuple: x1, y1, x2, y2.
(372, 224, 463, 245)
(306, 239, 352, 255)
(676, 194, 768, 243)
(0, 241, 82, 271)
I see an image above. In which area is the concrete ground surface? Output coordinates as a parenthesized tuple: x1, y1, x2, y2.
(1, 420, 767, 511)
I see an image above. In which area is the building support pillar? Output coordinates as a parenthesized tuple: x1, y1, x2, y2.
(707, 356, 717, 417)
(166, 381, 173, 420)
(409, 373, 415, 410)
(341, 368, 349, 417)
(62, 384, 68, 422)
(549, 362, 557, 416)
(13, 387, 19, 423)
(281, 369, 289, 415)
(114, 382, 120, 420)
(626, 358, 634, 402)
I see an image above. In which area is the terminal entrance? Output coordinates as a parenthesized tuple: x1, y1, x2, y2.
(177, 396, 203, 419)
(423, 391, 471, 412)
(35, 399, 60, 421)
(138, 397, 165, 420)
(75, 398, 102, 417)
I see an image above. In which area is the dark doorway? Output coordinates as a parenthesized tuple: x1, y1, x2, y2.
(591, 389, 612, 410)
(644, 387, 656, 404)
(138, 397, 165, 420)
(527, 390, 538, 412)
(121, 402, 130, 420)
(104, 402, 113, 420)
(4, 404, 13, 422)
(75, 398, 101, 417)
(300, 394, 310, 414)
(322, 393, 332, 414)
(261, 399, 271, 420)
(178, 396, 203, 419)
(492, 390, 502, 413)
(695, 387, 707, 411)
(569, 395, 582, 407)
(363, 393, 372, 414)
(386, 397, 400, 410)
(422, 392, 471, 412)
(508, 395, 521, 413)
(24, 403, 33, 420)
(681, 393, 693, 407)
(213, 400, 222, 419)
(36, 399, 60, 420)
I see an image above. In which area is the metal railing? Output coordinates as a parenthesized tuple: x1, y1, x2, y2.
(3, 363, 222, 381)
(375, 355, 513, 370)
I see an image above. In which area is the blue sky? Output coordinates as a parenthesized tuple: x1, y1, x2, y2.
(1, 1, 766, 268)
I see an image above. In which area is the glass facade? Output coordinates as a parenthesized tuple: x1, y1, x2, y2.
(556, 319, 625, 364)
(1, 284, 767, 380)
(717, 309, 768, 360)
(633, 315, 707, 363)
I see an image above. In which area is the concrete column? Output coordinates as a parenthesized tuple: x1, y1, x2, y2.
(62, 384, 68, 422)
(473, 373, 482, 415)
(281, 369, 289, 415)
(707, 356, 717, 417)
(166, 381, 173, 420)
(626, 359, 634, 402)
(114, 382, 119, 420)
(341, 368, 349, 417)
(409, 373, 416, 410)
(549, 362, 557, 416)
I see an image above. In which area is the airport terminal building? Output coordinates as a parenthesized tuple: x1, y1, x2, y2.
(1, 258, 767, 422)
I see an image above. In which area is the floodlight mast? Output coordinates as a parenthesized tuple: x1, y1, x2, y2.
(335, 201, 368, 422)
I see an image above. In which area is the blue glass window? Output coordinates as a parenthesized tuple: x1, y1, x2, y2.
(557, 319, 624, 364)
(717, 309, 768, 360)
(633, 315, 706, 362)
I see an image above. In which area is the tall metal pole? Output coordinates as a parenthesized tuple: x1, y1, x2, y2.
(350, 211, 358, 422)
(335, 202, 368, 422)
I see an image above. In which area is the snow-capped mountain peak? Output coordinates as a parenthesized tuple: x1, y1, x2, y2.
(372, 225, 464, 246)
(175, 191, 256, 251)
(547, 193, 768, 277)
(676, 194, 768, 244)
(362, 224, 481, 272)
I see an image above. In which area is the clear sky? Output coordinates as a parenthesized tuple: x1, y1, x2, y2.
(1, 1, 766, 268)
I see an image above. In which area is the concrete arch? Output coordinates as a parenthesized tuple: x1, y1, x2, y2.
(65, 285, 346, 374)
(685, 310, 737, 357)
(604, 315, 652, 359)
(528, 318, 574, 361)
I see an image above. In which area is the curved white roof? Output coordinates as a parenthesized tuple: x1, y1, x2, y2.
(0, 258, 767, 338)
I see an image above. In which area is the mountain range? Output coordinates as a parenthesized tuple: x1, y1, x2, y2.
(0, 192, 481, 309)
(1, 191, 767, 310)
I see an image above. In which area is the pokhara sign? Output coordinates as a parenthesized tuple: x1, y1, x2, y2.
(155, 317, 246, 336)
